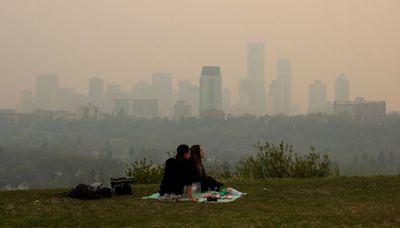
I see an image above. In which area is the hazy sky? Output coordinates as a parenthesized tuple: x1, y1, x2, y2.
(1, 0, 399, 111)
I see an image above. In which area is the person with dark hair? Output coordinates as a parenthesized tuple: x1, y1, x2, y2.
(159, 144, 197, 202)
(190, 145, 246, 197)
(190, 145, 224, 192)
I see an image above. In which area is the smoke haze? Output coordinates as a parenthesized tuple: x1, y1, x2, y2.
(1, 0, 399, 111)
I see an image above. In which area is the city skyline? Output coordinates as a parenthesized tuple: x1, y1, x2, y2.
(1, 1, 399, 111)
(15, 65, 386, 118)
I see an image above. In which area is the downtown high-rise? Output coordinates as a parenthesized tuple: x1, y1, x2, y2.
(238, 42, 266, 115)
(199, 66, 222, 118)
(335, 74, 350, 102)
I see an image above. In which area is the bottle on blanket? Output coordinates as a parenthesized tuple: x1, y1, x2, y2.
(227, 187, 246, 196)
(192, 182, 201, 194)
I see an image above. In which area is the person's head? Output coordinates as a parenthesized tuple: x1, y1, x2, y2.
(190, 145, 201, 162)
(190, 144, 204, 177)
(176, 144, 190, 159)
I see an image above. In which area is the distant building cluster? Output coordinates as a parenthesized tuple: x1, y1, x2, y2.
(14, 42, 387, 120)
(306, 74, 386, 120)
(334, 97, 386, 121)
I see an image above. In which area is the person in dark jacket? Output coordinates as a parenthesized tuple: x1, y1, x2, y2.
(159, 144, 197, 201)
(190, 144, 224, 193)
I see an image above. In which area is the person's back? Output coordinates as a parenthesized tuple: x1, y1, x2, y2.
(158, 144, 197, 201)
(159, 158, 179, 195)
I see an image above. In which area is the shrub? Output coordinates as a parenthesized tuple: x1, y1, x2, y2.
(236, 142, 338, 179)
(235, 156, 262, 179)
(205, 160, 233, 180)
(125, 158, 164, 184)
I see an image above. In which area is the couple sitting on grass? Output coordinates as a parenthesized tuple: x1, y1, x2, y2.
(159, 144, 244, 202)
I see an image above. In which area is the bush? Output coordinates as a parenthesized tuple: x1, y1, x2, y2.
(236, 142, 338, 179)
(205, 160, 233, 180)
(125, 158, 164, 184)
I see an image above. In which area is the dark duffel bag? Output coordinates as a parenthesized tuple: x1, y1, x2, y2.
(63, 183, 112, 200)
(110, 177, 134, 195)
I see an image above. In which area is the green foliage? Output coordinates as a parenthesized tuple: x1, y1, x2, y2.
(3, 113, 400, 188)
(236, 142, 338, 179)
(205, 160, 233, 180)
(235, 156, 263, 179)
(125, 158, 164, 184)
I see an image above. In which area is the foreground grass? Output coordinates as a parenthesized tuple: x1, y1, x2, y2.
(1, 176, 400, 227)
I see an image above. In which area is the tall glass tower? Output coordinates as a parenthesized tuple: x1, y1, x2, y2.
(199, 66, 222, 116)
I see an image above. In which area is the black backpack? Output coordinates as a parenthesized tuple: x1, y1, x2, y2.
(110, 177, 134, 195)
(66, 183, 112, 200)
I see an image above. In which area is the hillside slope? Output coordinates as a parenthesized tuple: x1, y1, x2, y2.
(1, 177, 400, 227)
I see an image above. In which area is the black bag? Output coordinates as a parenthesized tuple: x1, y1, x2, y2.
(65, 183, 112, 200)
(96, 185, 113, 198)
(110, 177, 134, 195)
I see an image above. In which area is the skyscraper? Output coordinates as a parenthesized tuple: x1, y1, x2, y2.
(199, 66, 222, 117)
(247, 43, 265, 82)
(152, 72, 173, 117)
(277, 58, 292, 114)
(238, 42, 266, 115)
(308, 80, 331, 113)
(35, 74, 59, 110)
(335, 74, 350, 102)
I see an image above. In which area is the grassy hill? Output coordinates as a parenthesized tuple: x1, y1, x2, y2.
(1, 176, 400, 227)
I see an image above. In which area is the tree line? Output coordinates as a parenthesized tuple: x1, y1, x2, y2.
(1, 112, 400, 188)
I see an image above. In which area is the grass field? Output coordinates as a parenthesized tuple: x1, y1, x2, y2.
(1, 176, 400, 227)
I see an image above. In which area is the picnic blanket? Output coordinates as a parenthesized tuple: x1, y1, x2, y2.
(143, 191, 245, 203)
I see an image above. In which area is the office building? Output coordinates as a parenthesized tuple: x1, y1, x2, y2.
(199, 66, 222, 118)
(335, 74, 350, 102)
(238, 42, 266, 115)
(308, 80, 331, 113)
(334, 97, 386, 120)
